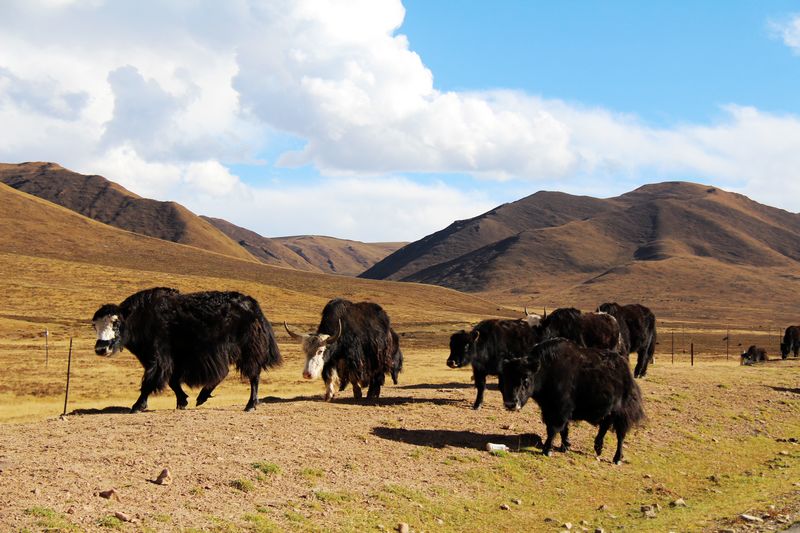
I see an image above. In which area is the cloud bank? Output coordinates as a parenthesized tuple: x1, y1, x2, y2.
(0, 0, 798, 241)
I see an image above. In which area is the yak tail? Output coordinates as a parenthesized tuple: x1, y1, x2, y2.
(647, 314, 657, 363)
(237, 298, 282, 379)
(617, 378, 646, 434)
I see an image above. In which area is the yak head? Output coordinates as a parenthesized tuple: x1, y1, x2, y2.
(92, 304, 125, 356)
(780, 342, 789, 359)
(499, 356, 539, 412)
(447, 329, 479, 368)
(284, 320, 342, 380)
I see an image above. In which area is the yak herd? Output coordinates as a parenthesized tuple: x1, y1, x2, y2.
(91, 287, 797, 464)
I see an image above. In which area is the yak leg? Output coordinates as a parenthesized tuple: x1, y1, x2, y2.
(168, 374, 189, 410)
(559, 425, 571, 452)
(244, 375, 259, 412)
(542, 425, 559, 457)
(196, 384, 218, 406)
(131, 365, 166, 413)
(324, 368, 340, 401)
(594, 418, 612, 458)
(611, 419, 627, 465)
(367, 373, 385, 399)
(472, 371, 487, 410)
(352, 383, 363, 399)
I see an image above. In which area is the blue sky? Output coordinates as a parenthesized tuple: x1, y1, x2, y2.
(404, 1, 800, 123)
(1, 1, 799, 241)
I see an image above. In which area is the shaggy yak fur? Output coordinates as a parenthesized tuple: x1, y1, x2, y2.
(540, 307, 622, 351)
(741, 345, 769, 365)
(285, 298, 398, 400)
(780, 326, 800, 359)
(447, 319, 542, 410)
(92, 287, 282, 412)
(597, 302, 657, 378)
(500, 338, 645, 464)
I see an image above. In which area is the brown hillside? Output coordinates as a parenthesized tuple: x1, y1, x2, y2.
(201, 216, 318, 272)
(0, 162, 256, 262)
(202, 217, 405, 275)
(363, 182, 800, 323)
(0, 182, 506, 326)
(275, 235, 406, 276)
(360, 190, 612, 280)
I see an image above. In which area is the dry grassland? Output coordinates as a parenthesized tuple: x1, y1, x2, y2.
(0, 253, 798, 532)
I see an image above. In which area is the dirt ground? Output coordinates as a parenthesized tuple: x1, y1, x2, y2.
(0, 334, 798, 533)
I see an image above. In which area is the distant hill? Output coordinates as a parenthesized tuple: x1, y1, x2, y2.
(362, 182, 800, 318)
(0, 162, 255, 262)
(274, 235, 405, 276)
(202, 217, 404, 276)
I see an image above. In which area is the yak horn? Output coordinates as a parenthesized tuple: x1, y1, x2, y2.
(326, 319, 343, 344)
(542, 306, 547, 320)
(524, 305, 529, 316)
(284, 321, 304, 341)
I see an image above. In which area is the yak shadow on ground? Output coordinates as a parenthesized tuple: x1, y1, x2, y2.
(371, 426, 543, 451)
(770, 386, 800, 395)
(396, 382, 497, 391)
(259, 395, 462, 407)
(68, 406, 131, 416)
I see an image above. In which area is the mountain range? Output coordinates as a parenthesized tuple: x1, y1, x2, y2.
(2, 161, 799, 323)
(0, 162, 402, 275)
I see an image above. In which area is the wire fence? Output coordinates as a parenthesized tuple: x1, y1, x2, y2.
(655, 321, 788, 364)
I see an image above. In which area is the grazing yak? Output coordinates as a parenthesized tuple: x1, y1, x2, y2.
(781, 326, 800, 359)
(540, 307, 622, 351)
(284, 298, 398, 401)
(597, 302, 657, 378)
(92, 287, 282, 412)
(500, 338, 645, 464)
(741, 345, 769, 365)
(447, 319, 542, 410)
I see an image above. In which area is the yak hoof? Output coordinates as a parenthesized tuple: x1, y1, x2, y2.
(543, 450, 552, 457)
(472, 403, 482, 411)
(130, 405, 146, 414)
(177, 403, 187, 410)
(244, 403, 257, 412)
(614, 459, 622, 465)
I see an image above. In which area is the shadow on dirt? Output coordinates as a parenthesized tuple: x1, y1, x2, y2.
(395, 382, 492, 391)
(371, 426, 543, 450)
(259, 395, 463, 407)
(67, 406, 131, 415)
(770, 386, 800, 395)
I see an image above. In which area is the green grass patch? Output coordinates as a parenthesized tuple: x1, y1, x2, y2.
(25, 506, 78, 531)
(230, 478, 256, 492)
(97, 515, 124, 530)
(253, 461, 281, 476)
(300, 467, 325, 481)
(243, 512, 282, 533)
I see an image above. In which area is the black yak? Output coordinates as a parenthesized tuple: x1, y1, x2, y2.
(597, 302, 657, 378)
(92, 287, 282, 412)
(741, 345, 769, 365)
(284, 298, 398, 400)
(781, 326, 800, 359)
(447, 319, 542, 410)
(540, 307, 622, 351)
(500, 338, 645, 464)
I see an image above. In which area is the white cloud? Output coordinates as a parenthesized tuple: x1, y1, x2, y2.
(0, 0, 798, 244)
(183, 176, 494, 242)
(770, 13, 800, 54)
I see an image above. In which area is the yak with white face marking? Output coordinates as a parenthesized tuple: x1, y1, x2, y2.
(284, 298, 398, 401)
(92, 287, 282, 412)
